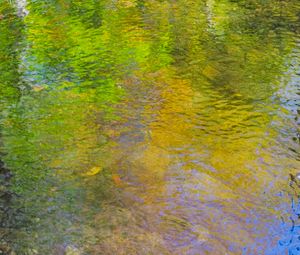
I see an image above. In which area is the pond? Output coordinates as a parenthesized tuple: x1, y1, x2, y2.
(1, 0, 300, 254)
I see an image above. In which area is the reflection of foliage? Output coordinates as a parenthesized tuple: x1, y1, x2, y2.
(0, 3, 23, 254)
(1, 0, 300, 254)
(0, 2, 22, 109)
(171, 0, 299, 99)
(22, 0, 172, 90)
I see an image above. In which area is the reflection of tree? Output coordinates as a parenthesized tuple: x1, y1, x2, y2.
(170, 0, 300, 99)
(163, 0, 300, 194)
(136, 1, 300, 253)
(0, 2, 22, 108)
(0, 2, 24, 253)
(0, 0, 176, 253)
(2, 0, 300, 254)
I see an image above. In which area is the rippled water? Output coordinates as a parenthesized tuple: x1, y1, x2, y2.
(1, 0, 300, 254)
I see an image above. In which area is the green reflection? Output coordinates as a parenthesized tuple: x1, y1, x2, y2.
(1, 0, 300, 254)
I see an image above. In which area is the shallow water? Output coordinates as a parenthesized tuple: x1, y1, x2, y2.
(1, 0, 300, 254)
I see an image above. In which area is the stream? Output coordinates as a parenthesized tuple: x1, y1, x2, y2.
(1, 0, 300, 254)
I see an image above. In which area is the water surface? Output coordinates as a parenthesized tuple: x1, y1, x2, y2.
(1, 0, 300, 254)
